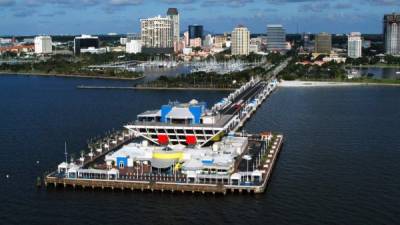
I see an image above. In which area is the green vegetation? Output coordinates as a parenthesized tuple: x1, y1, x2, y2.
(346, 55, 400, 66)
(0, 53, 151, 79)
(279, 58, 346, 81)
(138, 66, 271, 89)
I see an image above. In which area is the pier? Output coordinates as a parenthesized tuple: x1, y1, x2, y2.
(44, 71, 286, 195)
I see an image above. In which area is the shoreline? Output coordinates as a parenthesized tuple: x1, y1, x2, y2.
(77, 85, 234, 91)
(347, 64, 400, 69)
(0, 71, 145, 81)
(279, 80, 400, 87)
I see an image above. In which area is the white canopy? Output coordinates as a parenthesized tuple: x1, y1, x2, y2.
(230, 173, 241, 180)
(166, 107, 194, 119)
(251, 170, 262, 177)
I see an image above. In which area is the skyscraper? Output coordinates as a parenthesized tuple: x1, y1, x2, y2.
(315, 32, 332, 54)
(188, 25, 203, 40)
(167, 8, 180, 43)
(348, 32, 362, 59)
(231, 25, 250, 56)
(267, 25, 286, 52)
(384, 13, 400, 55)
(140, 15, 173, 53)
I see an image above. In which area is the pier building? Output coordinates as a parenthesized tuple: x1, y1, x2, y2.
(125, 78, 277, 146)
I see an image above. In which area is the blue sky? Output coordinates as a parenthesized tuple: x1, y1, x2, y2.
(0, 0, 399, 35)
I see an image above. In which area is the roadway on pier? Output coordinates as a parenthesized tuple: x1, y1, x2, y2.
(219, 81, 267, 115)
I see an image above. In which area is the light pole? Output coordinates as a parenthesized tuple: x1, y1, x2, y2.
(242, 155, 252, 183)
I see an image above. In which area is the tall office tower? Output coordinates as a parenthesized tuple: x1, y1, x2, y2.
(348, 32, 362, 58)
(266, 25, 286, 51)
(140, 15, 173, 53)
(167, 8, 180, 43)
(188, 25, 203, 40)
(34, 36, 52, 54)
(384, 13, 400, 55)
(74, 35, 99, 55)
(231, 25, 250, 56)
(315, 32, 332, 54)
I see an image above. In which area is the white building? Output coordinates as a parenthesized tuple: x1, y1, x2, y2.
(34, 36, 52, 54)
(249, 44, 259, 53)
(231, 26, 250, 56)
(120, 37, 128, 45)
(323, 52, 347, 63)
(348, 32, 362, 58)
(126, 40, 142, 54)
(183, 47, 193, 55)
(203, 34, 214, 48)
(80, 47, 107, 54)
(141, 15, 173, 49)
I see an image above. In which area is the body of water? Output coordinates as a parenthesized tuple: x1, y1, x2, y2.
(0, 74, 400, 225)
(349, 66, 400, 79)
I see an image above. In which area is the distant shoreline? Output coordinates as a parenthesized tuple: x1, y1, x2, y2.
(347, 64, 400, 69)
(0, 71, 145, 81)
(279, 80, 400, 87)
(77, 85, 234, 91)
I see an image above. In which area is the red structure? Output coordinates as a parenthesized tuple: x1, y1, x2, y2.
(157, 134, 169, 145)
(186, 135, 197, 145)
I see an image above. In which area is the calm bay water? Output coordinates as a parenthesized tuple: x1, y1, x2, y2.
(0, 75, 400, 225)
(349, 67, 400, 79)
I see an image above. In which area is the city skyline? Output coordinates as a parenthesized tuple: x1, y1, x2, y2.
(0, 0, 399, 35)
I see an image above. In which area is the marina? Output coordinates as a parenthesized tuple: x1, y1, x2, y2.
(44, 76, 284, 195)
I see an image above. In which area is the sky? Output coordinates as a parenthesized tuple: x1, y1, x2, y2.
(0, 0, 399, 36)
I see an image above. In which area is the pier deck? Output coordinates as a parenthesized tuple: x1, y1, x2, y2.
(44, 134, 283, 195)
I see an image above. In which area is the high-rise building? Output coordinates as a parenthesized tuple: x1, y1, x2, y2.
(188, 25, 203, 40)
(348, 32, 362, 58)
(34, 36, 52, 54)
(315, 32, 332, 54)
(266, 25, 286, 51)
(231, 25, 250, 56)
(74, 35, 99, 55)
(167, 8, 180, 43)
(384, 13, 400, 55)
(141, 15, 173, 53)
